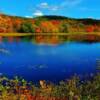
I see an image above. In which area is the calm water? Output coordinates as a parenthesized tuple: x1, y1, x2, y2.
(0, 42, 100, 82)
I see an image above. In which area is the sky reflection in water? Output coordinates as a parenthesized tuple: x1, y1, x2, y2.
(0, 42, 100, 82)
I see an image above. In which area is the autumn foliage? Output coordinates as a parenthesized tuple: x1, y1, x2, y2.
(0, 14, 100, 33)
(0, 74, 100, 100)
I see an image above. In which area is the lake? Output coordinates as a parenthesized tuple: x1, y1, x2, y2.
(0, 41, 100, 82)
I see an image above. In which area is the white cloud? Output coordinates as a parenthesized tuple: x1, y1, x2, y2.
(38, 2, 60, 11)
(25, 16, 33, 18)
(33, 10, 43, 16)
(50, 6, 60, 11)
(37, 0, 82, 12)
(30, 0, 83, 16)
(39, 2, 49, 8)
(39, 2, 60, 11)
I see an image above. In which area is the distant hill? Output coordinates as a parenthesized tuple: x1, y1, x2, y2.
(0, 14, 100, 33)
(34, 15, 71, 20)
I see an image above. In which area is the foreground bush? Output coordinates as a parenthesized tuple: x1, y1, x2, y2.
(0, 73, 100, 100)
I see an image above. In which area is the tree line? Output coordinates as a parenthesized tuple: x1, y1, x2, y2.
(0, 14, 100, 33)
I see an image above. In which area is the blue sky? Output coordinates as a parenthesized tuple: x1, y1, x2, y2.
(0, 0, 100, 19)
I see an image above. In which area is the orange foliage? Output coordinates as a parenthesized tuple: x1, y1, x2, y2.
(40, 21, 59, 33)
(0, 14, 100, 33)
(86, 25, 95, 32)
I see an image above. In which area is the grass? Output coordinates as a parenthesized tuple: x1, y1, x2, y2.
(0, 32, 100, 36)
(0, 33, 33, 37)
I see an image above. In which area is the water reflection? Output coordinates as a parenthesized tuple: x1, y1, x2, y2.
(0, 42, 100, 82)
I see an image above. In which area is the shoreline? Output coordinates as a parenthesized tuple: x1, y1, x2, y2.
(0, 32, 100, 43)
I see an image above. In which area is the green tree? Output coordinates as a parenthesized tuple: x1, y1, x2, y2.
(59, 21, 69, 33)
(18, 22, 34, 33)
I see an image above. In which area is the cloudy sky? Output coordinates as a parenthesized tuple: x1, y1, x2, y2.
(0, 0, 100, 19)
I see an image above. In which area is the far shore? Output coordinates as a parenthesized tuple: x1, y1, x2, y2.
(0, 32, 100, 36)
(0, 32, 100, 43)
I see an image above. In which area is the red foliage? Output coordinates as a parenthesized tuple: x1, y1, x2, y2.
(51, 20, 60, 25)
(0, 28, 5, 33)
(27, 96, 67, 100)
(86, 25, 95, 32)
(35, 28, 41, 33)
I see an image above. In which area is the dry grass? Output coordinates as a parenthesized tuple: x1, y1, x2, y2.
(0, 33, 33, 37)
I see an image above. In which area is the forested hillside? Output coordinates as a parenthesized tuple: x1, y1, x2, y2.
(0, 14, 100, 33)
